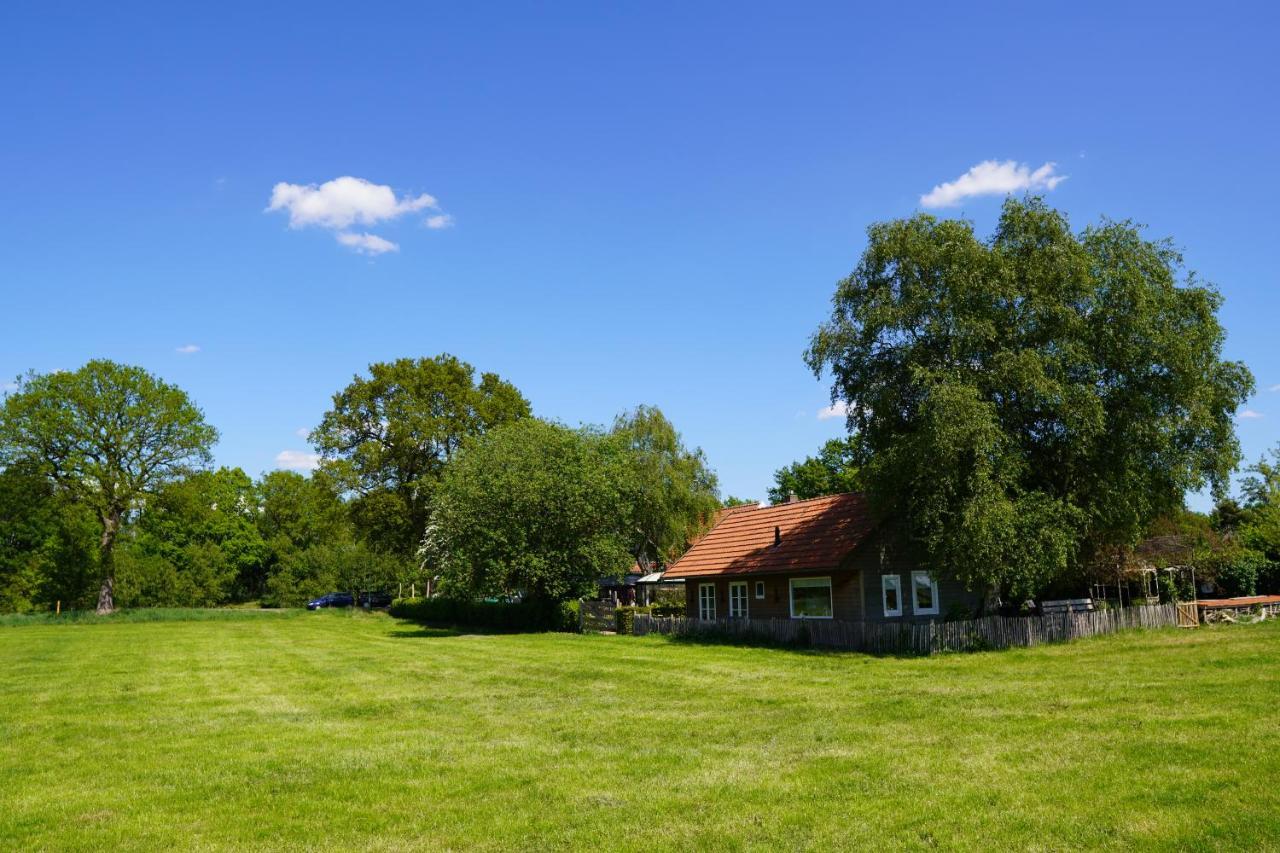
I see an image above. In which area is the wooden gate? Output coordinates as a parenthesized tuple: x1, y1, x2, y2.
(1176, 602, 1199, 628)
(579, 600, 616, 633)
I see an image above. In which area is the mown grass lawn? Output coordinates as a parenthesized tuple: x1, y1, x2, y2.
(2, 611, 1278, 851)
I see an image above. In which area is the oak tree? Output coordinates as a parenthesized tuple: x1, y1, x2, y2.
(0, 361, 217, 612)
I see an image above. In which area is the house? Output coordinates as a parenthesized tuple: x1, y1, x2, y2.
(662, 493, 981, 623)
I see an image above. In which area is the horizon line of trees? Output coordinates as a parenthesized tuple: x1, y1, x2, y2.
(0, 356, 724, 613)
(4, 198, 1278, 614)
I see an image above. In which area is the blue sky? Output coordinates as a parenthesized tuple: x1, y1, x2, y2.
(2, 2, 1277, 507)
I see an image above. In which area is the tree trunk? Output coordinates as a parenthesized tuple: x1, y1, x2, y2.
(96, 512, 120, 614)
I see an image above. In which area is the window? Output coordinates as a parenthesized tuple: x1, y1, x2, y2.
(729, 582, 749, 618)
(912, 571, 939, 616)
(789, 577, 833, 619)
(698, 583, 716, 620)
(881, 574, 902, 618)
(754, 581, 765, 600)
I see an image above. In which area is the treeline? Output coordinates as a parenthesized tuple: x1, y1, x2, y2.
(0, 356, 721, 613)
(0, 463, 394, 610)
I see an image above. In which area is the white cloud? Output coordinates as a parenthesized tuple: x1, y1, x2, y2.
(266, 176, 451, 255)
(1269, 384, 1280, 392)
(175, 344, 200, 354)
(336, 232, 399, 255)
(817, 400, 852, 420)
(266, 176, 437, 229)
(920, 160, 1067, 208)
(275, 450, 321, 471)
(1239, 409, 1264, 420)
(1, 381, 17, 393)
(294, 427, 310, 439)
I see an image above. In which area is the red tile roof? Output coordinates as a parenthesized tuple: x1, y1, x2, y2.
(664, 493, 876, 579)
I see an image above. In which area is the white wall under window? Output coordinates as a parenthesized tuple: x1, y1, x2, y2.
(881, 574, 902, 618)
(789, 577, 833, 619)
(911, 571, 939, 616)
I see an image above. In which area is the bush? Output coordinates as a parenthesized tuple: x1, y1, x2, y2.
(389, 597, 580, 632)
(1205, 548, 1265, 597)
(649, 601, 685, 618)
(614, 605, 651, 634)
(1258, 561, 1280, 596)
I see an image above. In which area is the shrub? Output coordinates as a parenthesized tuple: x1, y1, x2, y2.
(1204, 548, 1265, 597)
(614, 605, 651, 634)
(389, 597, 580, 633)
(1258, 561, 1280, 596)
(649, 601, 685, 618)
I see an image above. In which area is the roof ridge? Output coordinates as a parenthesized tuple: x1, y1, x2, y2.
(748, 491, 861, 512)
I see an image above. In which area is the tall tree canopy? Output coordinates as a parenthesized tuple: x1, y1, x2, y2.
(767, 437, 859, 505)
(608, 405, 720, 569)
(806, 198, 1253, 599)
(311, 354, 531, 557)
(123, 467, 268, 604)
(0, 361, 218, 611)
(425, 419, 632, 602)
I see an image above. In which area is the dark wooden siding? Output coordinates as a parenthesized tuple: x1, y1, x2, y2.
(682, 570, 863, 621)
(852, 532, 983, 622)
(680, 530, 983, 623)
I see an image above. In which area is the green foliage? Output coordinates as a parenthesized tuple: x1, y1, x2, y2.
(614, 605, 651, 634)
(721, 496, 757, 507)
(1202, 548, 1264, 597)
(806, 198, 1252, 599)
(767, 437, 859, 504)
(426, 419, 633, 602)
(0, 463, 98, 612)
(114, 542, 238, 608)
(388, 596, 579, 632)
(1259, 561, 1280, 596)
(263, 542, 406, 608)
(1234, 447, 1280, 575)
(607, 405, 721, 567)
(311, 354, 530, 558)
(126, 468, 269, 603)
(257, 470, 349, 554)
(1210, 498, 1246, 534)
(0, 360, 218, 612)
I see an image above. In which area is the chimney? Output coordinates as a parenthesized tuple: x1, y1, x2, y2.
(787, 491, 798, 503)
(774, 525, 781, 546)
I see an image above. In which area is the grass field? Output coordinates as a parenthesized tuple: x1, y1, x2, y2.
(2, 611, 1278, 850)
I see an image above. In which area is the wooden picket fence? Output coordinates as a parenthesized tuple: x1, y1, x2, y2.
(631, 603, 1178, 655)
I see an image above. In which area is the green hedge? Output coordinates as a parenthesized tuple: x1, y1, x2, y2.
(389, 597, 580, 632)
(614, 605, 650, 634)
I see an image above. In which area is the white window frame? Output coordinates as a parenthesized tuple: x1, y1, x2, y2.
(911, 571, 940, 616)
(698, 583, 716, 621)
(881, 574, 903, 618)
(754, 580, 765, 600)
(788, 576, 834, 620)
(729, 581, 749, 619)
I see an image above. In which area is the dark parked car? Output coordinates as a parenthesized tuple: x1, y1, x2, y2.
(360, 591, 393, 609)
(306, 592, 354, 610)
